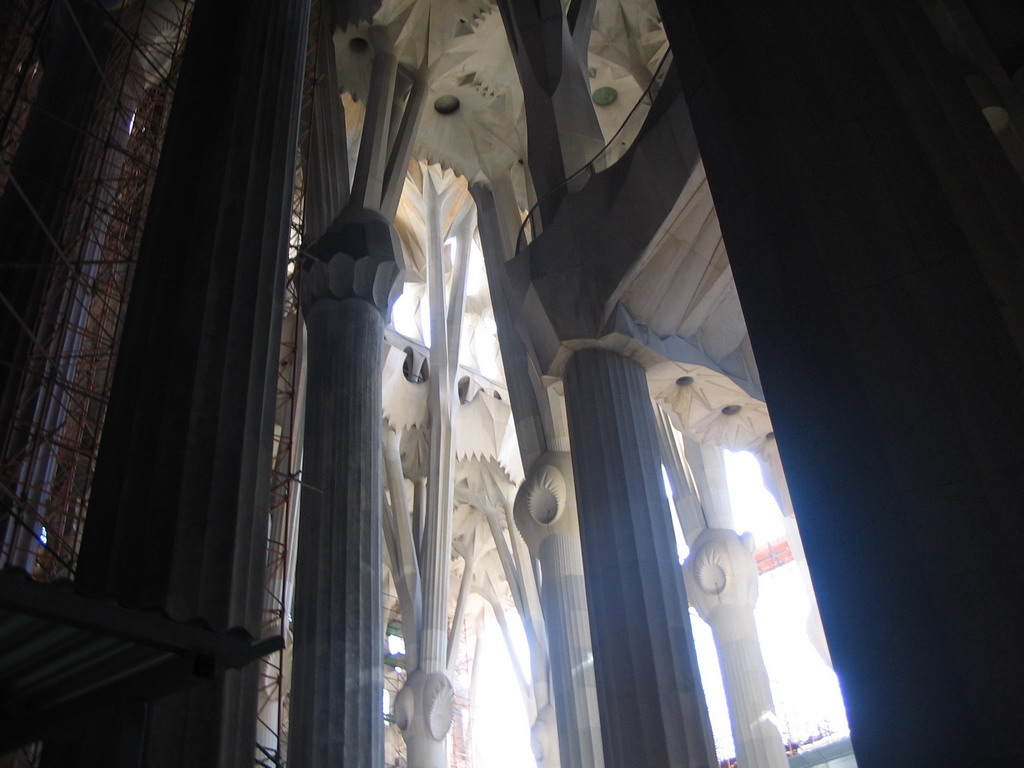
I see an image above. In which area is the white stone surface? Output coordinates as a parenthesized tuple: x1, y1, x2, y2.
(685, 528, 788, 768)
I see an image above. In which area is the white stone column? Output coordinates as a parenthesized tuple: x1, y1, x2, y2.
(514, 451, 604, 768)
(684, 528, 787, 768)
(696, 442, 735, 530)
(394, 177, 472, 768)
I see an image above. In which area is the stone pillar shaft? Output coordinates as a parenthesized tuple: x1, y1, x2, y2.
(289, 205, 402, 768)
(394, 174, 460, 768)
(562, 349, 715, 768)
(290, 297, 384, 768)
(711, 608, 785, 768)
(515, 451, 603, 768)
(658, 2, 1024, 763)
(73, 1, 309, 764)
(537, 532, 603, 768)
(685, 528, 787, 768)
(78, 0, 308, 634)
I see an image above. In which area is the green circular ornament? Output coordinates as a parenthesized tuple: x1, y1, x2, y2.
(592, 86, 618, 106)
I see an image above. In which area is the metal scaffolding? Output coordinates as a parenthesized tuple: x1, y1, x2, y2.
(384, 595, 410, 768)
(0, 743, 40, 768)
(2, 3, 477, 766)
(0, 0, 193, 580)
(0, 1, 46, 197)
(449, 614, 474, 768)
(0, 3, 192, 765)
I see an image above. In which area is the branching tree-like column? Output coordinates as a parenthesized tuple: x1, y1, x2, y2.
(290, 207, 403, 768)
(562, 348, 716, 768)
(514, 451, 604, 768)
(685, 528, 788, 768)
(393, 179, 471, 768)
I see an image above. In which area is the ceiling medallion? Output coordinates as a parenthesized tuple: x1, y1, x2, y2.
(434, 95, 461, 115)
(592, 86, 618, 106)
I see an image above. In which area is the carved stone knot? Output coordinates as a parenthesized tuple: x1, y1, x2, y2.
(683, 527, 759, 618)
(526, 464, 567, 525)
(530, 705, 561, 768)
(300, 206, 404, 316)
(514, 452, 579, 551)
(393, 669, 455, 741)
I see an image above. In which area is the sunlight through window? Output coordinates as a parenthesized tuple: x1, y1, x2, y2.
(473, 608, 535, 768)
(704, 448, 852, 758)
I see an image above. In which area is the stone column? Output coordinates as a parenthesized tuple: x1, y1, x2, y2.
(514, 451, 604, 768)
(289, 207, 402, 768)
(685, 528, 787, 768)
(562, 348, 715, 768)
(659, 3, 1024, 763)
(393, 177, 465, 768)
(73, 1, 309, 764)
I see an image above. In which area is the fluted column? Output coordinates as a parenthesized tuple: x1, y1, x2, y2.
(73, 1, 309, 764)
(515, 451, 603, 768)
(685, 528, 787, 768)
(290, 207, 403, 768)
(658, 3, 1024, 763)
(562, 348, 715, 768)
(537, 529, 594, 767)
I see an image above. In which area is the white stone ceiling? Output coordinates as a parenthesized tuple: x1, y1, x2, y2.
(357, 0, 772, 453)
(335, 0, 668, 204)
(604, 160, 769, 451)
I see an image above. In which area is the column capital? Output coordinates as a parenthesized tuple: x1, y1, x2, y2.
(301, 206, 404, 315)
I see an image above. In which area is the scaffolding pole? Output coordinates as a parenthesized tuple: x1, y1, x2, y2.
(0, 2, 192, 766)
(449, 610, 474, 768)
(0, 0, 194, 584)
